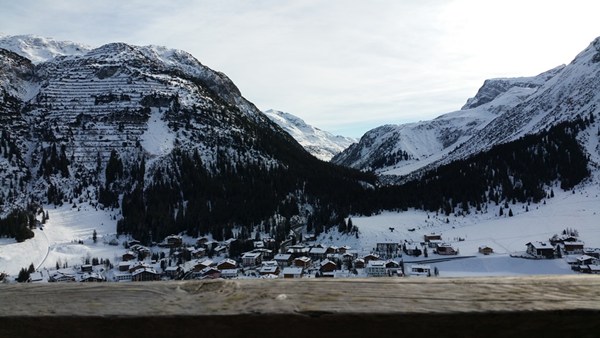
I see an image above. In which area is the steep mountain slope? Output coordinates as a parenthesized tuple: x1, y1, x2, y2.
(332, 37, 600, 178)
(332, 66, 560, 175)
(0, 35, 374, 243)
(264, 109, 356, 161)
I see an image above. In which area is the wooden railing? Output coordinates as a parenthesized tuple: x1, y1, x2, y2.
(1, 275, 599, 337)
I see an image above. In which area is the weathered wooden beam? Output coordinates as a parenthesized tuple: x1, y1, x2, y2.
(1, 275, 599, 338)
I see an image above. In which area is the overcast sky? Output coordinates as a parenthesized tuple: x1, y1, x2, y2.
(1, 0, 599, 137)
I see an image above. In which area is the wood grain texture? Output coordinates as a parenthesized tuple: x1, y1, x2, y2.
(1, 276, 600, 338)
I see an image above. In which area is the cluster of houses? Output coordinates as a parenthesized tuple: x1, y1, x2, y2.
(19, 231, 476, 283)
(422, 234, 459, 255)
(523, 231, 600, 274)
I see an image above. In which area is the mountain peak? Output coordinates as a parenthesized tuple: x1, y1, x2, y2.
(0, 34, 91, 64)
(264, 109, 356, 161)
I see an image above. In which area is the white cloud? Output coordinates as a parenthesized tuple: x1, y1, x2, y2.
(1, 0, 600, 137)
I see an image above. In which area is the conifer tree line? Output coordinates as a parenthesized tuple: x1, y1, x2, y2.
(0, 100, 593, 246)
(365, 117, 592, 215)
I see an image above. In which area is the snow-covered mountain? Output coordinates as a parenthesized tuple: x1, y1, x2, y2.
(264, 109, 356, 161)
(0, 34, 90, 64)
(333, 37, 600, 179)
(0, 34, 374, 243)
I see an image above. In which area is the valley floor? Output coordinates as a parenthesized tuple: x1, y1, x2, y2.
(1, 175, 599, 278)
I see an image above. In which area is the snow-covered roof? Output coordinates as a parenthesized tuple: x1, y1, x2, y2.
(242, 252, 261, 259)
(527, 241, 554, 250)
(320, 259, 336, 267)
(274, 253, 292, 260)
(576, 255, 595, 262)
(282, 267, 303, 275)
(294, 256, 311, 263)
(309, 247, 327, 254)
(217, 258, 237, 266)
(366, 260, 386, 268)
(259, 265, 279, 274)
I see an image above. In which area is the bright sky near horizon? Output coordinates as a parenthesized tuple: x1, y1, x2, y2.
(1, 0, 599, 137)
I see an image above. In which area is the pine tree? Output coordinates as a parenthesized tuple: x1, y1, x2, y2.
(17, 268, 30, 283)
(92, 229, 97, 243)
(508, 209, 513, 217)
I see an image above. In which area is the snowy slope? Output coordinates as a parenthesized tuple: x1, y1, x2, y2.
(332, 76, 547, 175)
(0, 34, 91, 64)
(264, 109, 356, 161)
(333, 37, 600, 178)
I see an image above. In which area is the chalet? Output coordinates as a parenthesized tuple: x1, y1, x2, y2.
(424, 233, 442, 243)
(338, 245, 351, 254)
(164, 266, 183, 279)
(376, 243, 399, 258)
(190, 248, 206, 258)
(563, 242, 585, 255)
(385, 260, 401, 275)
(118, 261, 131, 272)
(274, 253, 293, 267)
(122, 251, 136, 262)
(80, 272, 105, 282)
(220, 269, 239, 279)
(354, 258, 365, 269)
(113, 271, 132, 282)
(129, 244, 151, 258)
(241, 252, 262, 267)
(549, 234, 579, 246)
(217, 259, 237, 270)
(191, 259, 213, 272)
(319, 259, 337, 273)
(81, 264, 93, 273)
(49, 272, 76, 283)
(200, 267, 221, 279)
(410, 264, 431, 277)
(128, 262, 153, 273)
(127, 240, 141, 247)
(342, 253, 355, 263)
(258, 262, 280, 276)
(478, 246, 494, 255)
(29, 271, 44, 283)
(426, 239, 444, 249)
(293, 256, 312, 269)
(588, 265, 600, 274)
(252, 248, 274, 260)
(160, 235, 183, 248)
(326, 246, 338, 255)
(214, 245, 228, 255)
(287, 245, 309, 255)
(309, 247, 327, 260)
(584, 248, 600, 259)
(282, 267, 304, 278)
(526, 242, 555, 259)
(363, 254, 380, 263)
(365, 260, 387, 277)
(196, 237, 209, 247)
(436, 243, 458, 255)
(576, 255, 596, 266)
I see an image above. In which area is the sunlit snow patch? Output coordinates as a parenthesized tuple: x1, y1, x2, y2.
(140, 108, 175, 157)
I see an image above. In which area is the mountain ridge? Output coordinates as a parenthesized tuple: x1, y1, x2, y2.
(263, 109, 356, 161)
(0, 35, 374, 243)
(333, 36, 600, 181)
